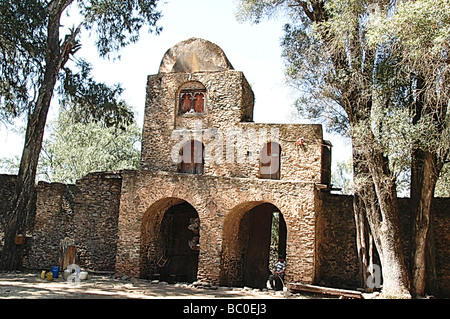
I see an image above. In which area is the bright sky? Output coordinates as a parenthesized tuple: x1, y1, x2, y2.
(0, 0, 351, 172)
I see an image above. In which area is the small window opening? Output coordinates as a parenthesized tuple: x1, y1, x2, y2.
(179, 89, 206, 114)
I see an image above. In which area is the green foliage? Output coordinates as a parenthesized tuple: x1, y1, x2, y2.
(235, 0, 285, 24)
(0, 156, 20, 175)
(367, 0, 450, 63)
(367, 0, 449, 163)
(0, 0, 47, 122)
(436, 164, 450, 197)
(0, 0, 162, 123)
(58, 59, 134, 128)
(0, 106, 141, 184)
(38, 108, 141, 184)
(282, 20, 351, 136)
(237, 0, 449, 195)
(79, 0, 162, 58)
(331, 159, 353, 195)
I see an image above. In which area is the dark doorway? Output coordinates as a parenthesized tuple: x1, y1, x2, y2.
(220, 202, 287, 289)
(243, 204, 273, 288)
(159, 202, 200, 283)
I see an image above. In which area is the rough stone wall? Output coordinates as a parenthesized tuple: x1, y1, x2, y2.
(72, 172, 122, 271)
(115, 170, 319, 286)
(141, 70, 257, 172)
(428, 198, 450, 296)
(0, 175, 18, 249)
(1, 174, 449, 294)
(315, 192, 360, 289)
(141, 70, 326, 183)
(27, 172, 122, 271)
(120, 39, 330, 286)
(27, 182, 76, 269)
(317, 192, 450, 296)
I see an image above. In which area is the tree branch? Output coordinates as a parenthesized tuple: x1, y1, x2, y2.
(289, 1, 314, 21)
(48, 0, 73, 16)
(59, 25, 82, 69)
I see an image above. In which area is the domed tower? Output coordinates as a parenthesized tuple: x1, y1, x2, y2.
(141, 38, 255, 171)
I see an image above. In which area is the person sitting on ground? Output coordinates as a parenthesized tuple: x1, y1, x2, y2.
(268, 256, 286, 290)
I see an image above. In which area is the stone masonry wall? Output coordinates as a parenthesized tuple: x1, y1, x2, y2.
(0, 175, 18, 253)
(27, 172, 122, 272)
(1, 171, 448, 295)
(27, 182, 76, 269)
(315, 192, 360, 289)
(72, 172, 122, 271)
(427, 198, 450, 296)
(115, 170, 319, 286)
(317, 191, 450, 296)
(141, 70, 327, 183)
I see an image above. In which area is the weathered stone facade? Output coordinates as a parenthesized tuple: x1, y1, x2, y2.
(0, 38, 448, 295)
(114, 170, 319, 286)
(315, 193, 450, 295)
(113, 38, 329, 287)
(25, 172, 122, 272)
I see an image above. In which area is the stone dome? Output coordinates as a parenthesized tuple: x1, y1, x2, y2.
(158, 38, 234, 73)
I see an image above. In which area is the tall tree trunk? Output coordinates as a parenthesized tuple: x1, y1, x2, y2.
(352, 118, 411, 298)
(353, 191, 370, 289)
(410, 150, 440, 296)
(0, 1, 71, 270)
(352, 146, 379, 291)
(409, 75, 446, 297)
(366, 140, 411, 298)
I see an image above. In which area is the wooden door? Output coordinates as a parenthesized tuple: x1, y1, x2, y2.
(180, 140, 204, 174)
(259, 142, 281, 179)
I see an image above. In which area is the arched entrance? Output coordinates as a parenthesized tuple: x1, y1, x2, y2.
(220, 202, 287, 288)
(141, 198, 200, 283)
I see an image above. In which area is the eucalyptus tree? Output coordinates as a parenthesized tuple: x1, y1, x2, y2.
(367, 0, 450, 296)
(236, 0, 412, 297)
(39, 107, 141, 184)
(0, 0, 162, 270)
(237, 0, 449, 298)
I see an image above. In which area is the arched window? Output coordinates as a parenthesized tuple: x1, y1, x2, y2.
(259, 142, 281, 180)
(178, 82, 206, 115)
(178, 140, 205, 174)
(180, 93, 193, 114)
(193, 92, 205, 113)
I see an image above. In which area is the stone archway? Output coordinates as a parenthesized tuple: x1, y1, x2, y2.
(140, 198, 200, 283)
(220, 202, 287, 288)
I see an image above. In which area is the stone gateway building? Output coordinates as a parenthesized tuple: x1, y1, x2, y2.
(117, 38, 331, 287)
(1, 38, 449, 295)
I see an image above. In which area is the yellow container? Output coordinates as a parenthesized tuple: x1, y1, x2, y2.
(46, 272, 53, 281)
(40, 270, 46, 279)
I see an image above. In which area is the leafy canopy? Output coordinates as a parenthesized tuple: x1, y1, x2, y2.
(0, 0, 162, 125)
(39, 107, 141, 184)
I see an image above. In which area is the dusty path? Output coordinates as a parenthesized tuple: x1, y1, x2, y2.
(0, 271, 319, 299)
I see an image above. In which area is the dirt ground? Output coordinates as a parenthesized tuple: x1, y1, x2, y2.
(0, 271, 323, 299)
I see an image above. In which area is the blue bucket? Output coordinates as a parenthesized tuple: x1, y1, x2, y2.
(51, 266, 59, 279)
